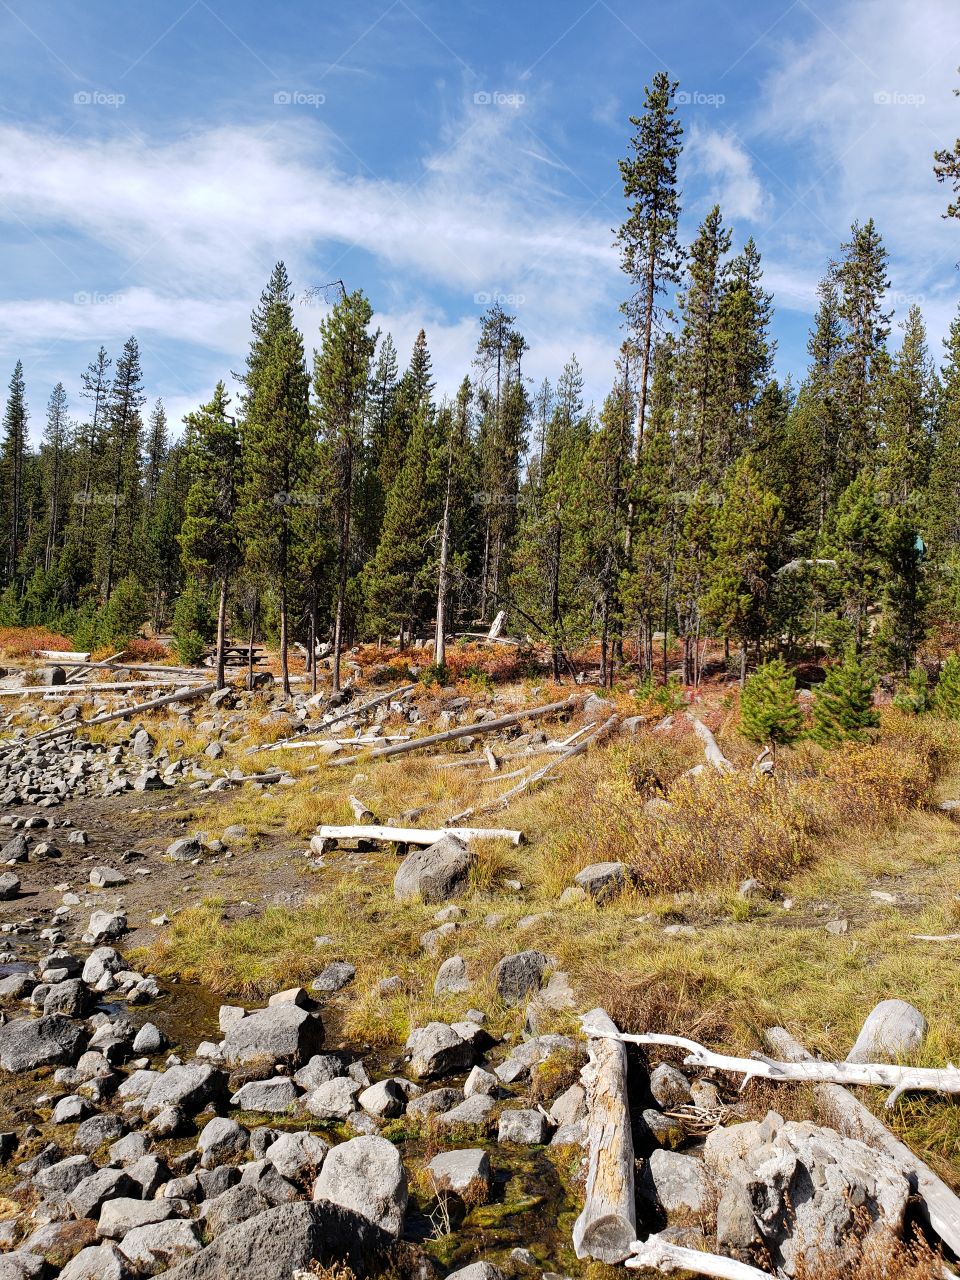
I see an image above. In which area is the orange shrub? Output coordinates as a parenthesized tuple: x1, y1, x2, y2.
(0, 626, 74, 657)
(818, 742, 931, 825)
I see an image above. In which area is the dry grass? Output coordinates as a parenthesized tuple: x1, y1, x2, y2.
(793, 1226, 943, 1279)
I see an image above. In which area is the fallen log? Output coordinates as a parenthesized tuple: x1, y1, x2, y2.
(766, 1026, 960, 1260)
(26, 682, 217, 744)
(911, 934, 960, 942)
(347, 795, 374, 822)
(34, 649, 90, 661)
(252, 684, 415, 752)
(314, 823, 523, 848)
(64, 650, 125, 684)
(332, 695, 581, 767)
(448, 713, 617, 823)
(626, 1234, 772, 1279)
(689, 716, 734, 773)
(582, 1026, 960, 1109)
(572, 1008, 636, 1264)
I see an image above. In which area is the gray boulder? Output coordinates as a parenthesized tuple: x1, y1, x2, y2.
(98, 1196, 188, 1240)
(86, 910, 127, 943)
(43, 979, 91, 1018)
(118, 1220, 202, 1271)
(641, 1149, 710, 1214)
(312, 1134, 407, 1237)
(492, 950, 547, 1004)
(230, 1076, 300, 1113)
(434, 955, 471, 995)
(393, 835, 472, 902)
(265, 1131, 328, 1183)
(59, 1245, 129, 1280)
(649, 1063, 693, 1109)
(67, 1167, 136, 1219)
(202, 1184, 268, 1237)
(221, 1005, 324, 1068)
(446, 1265, 506, 1280)
(497, 1109, 550, 1145)
(34, 1154, 97, 1197)
(357, 1078, 408, 1119)
(847, 999, 927, 1064)
(408, 1022, 475, 1080)
(311, 963, 356, 994)
(305, 1076, 361, 1120)
(162, 1200, 392, 1280)
(142, 1064, 223, 1117)
(0, 1015, 87, 1071)
(426, 1148, 491, 1196)
(198, 1117, 249, 1168)
(165, 837, 202, 861)
(0, 873, 20, 901)
(573, 861, 626, 901)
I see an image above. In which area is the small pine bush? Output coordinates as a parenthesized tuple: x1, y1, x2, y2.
(934, 652, 960, 720)
(811, 650, 879, 748)
(740, 658, 805, 756)
(893, 666, 932, 715)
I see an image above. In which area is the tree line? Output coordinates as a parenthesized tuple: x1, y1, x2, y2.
(2, 74, 960, 692)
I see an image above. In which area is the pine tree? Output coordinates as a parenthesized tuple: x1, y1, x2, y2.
(702, 453, 784, 683)
(1, 361, 28, 587)
(833, 219, 891, 476)
(934, 652, 960, 719)
(239, 272, 311, 695)
(714, 237, 775, 474)
(181, 382, 242, 689)
(313, 289, 378, 689)
(878, 306, 936, 505)
(739, 657, 804, 758)
(41, 382, 69, 574)
(893, 665, 932, 715)
(805, 276, 844, 528)
(924, 302, 960, 552)
(72, 346, 111, 565)
(811, 649, 879, 747)
(616, 71, 683, 453)
(100, 336, 145, 602)
(826, 470, 887, 653)
(934, 70, 960, 219)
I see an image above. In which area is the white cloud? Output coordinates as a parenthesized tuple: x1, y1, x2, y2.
(684, 124, 770, 222)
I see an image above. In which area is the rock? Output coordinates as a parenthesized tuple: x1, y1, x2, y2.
(90, 866, 128, 888)
(847, 999, 927, 1064)
(132, 1023, 166, 1055)
(445, 1264, 506, 1280)
(426, 1148, 491, 1196)
(202, 1184, 267, 1237)
(649, 1063, 693, 1110)
(239, 1159, 299, 1206)
(305, 1077, 362, 1120)
(218, 1005, 247, 1033)
(125, 1154, 168, 1199)
(0, 1015, 87, 1071)
(160, 1200, 391, 1280)
(59, 1244, 129, 1280)
(118, 1220, 203, 1271)
(408, 1022, 475, 1080)
(131, 729, 154, 758)
(464, 1066, 499, 1098)
(74, 1114, 125, 1153)
(197, 1166, 239, 1200)
(407, 1087, 462, 1117)
(268, 987, 312, 1009)
(82, 947, 123, 985)
(165, 837, 202, 862)
(109, 1132, 150, 1166)
(312, 1135, 407, 1237)
(573, 861, 626, 901)
(549, 1083, 586, 1128)
(231, 1076, 300, 1113)
(357, 1079, 408, 1119)
(497, 1109, 550, 1144)
(86, 910, 127, 943)
(265, 1131, 329, 1183)
(494, 1034, 580, 1085)
(198, 1117, 249, 1168)
(40, 665, 66, 687)
(434, 955, 471, 995)
(393, 834, 472, 902)
(293, 1054, 352, 1091)
(492, 950, 547, 1004)
(0, 834, 29, 863)
(148, 1106, 184, 1138)
(704, 1112, 909, 1274)
(0, 873, 19, 900)
(311, 963, 356, 994)
(44, 978, 92, 1018)
(222, 1005, 324, 1069)
(439, 1094, 495, 1129)
(68, 1167, 136, 1219)
(53, 1094, 92, 1124)
(641, 1149, 710, 1214)
(142, 1064, 223, 1117)
(98, 1197, 186, 1239)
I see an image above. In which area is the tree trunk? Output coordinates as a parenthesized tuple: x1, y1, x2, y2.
(215, 575, 228, 691)
(246, 598, 257, 692)
(435, 451, 453, 671)
(279, 584, 290, 696)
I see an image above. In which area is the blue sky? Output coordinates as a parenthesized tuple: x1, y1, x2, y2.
(1, 0, 959, 439)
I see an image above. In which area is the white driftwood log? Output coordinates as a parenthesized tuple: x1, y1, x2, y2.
(347, 795, 373, 822)
(253, 683, 416, 752)
(580, 1026, 960, 1109)
(689, 716, 735, 773)
(27, 682, 217, 744)
(626, 1234, 773, 1279)
(332, 695, 580, 767)
(572, 1008, 636, 1264)
(314, 824, 524, 847)
(766, 1026, 960, 1260)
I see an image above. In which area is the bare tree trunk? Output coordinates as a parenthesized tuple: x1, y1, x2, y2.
(279, 584, 290, 696)
(310, 584, 318, 695)
(246, 597, 257, 692)
(434, 457, 452, 671)
(215, 576, 228, 691)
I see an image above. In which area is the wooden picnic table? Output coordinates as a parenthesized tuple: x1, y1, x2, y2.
(205, 644, 267, 668)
